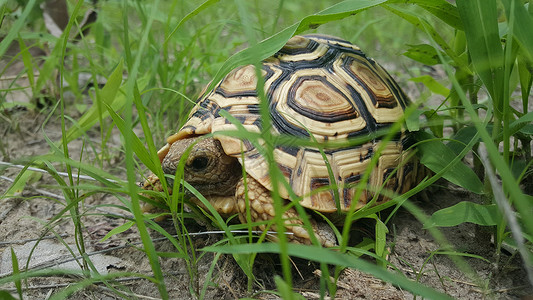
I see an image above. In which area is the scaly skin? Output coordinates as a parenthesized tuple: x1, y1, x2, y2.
(147, 136, 337, 247)
(235, 176, 336, 247)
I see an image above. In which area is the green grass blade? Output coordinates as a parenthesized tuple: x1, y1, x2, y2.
(0, 291, 17, 300)
(207, 0, 386, 92)
(274, 275, 307, 300)
(0, 0, 37, 58)
(103, 102, 156, 172)
(164, 0, 221, 47)
(517, 53, 533, 111)
(384, 4, 464, 67)
(0, 3, 6, 32)
(35, 39, 61, 93)
(182, 180, 236, 241)
(481, 143, 533, 285)
(456, 0, 503, 102)
(16, 37, 35, 88)
(204, 243, 453, 300)
(62, 60, 127, 144)
(119, 0, 168, 297)
(47, 271, 152, 300)
(390, 0, 462, 30)
(502, 0, 533, 66)
(424, 202, 500, 228)
(200, 252, 222, 299)
(432, 9, 533, 262)
(34, 154, 123, 186)
(10, 248, 22, 300)
(433, 250, 490, 263)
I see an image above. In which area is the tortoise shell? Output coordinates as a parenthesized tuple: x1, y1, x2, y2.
(157, 34, 419, 213)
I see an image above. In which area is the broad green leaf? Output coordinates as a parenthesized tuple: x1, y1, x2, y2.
(519, 124, 533, 135)
(448, 111, 506, 149)
(456, 0, 504, 102)
(405, 108, 424, 132)
(510, 111, 533, 135)
(452, 30, 467, 55)
(2, 167, 41, 198)
(389, 0, 463, 30)
(0, 101, 35, 110)
(424, 202, 501, 228)
(510, 158, 531, 182)
(404, 44, 441, 65)
(423, 109, 445, 138)
(415, 131, 483, 194)
(416, 0, 462, 30)
(384, 5, 464, 68)
(203, 243, 452, 300)
(447, 125, 478, 155)
(410, 75, 450, 96)
(502, 0, 533, 66)
(100, 221, 135, 242)
(375, 217, 388, 258)
(366, 214, 388, 266)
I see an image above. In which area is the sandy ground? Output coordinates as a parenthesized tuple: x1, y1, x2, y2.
(0, 107, 532, 299)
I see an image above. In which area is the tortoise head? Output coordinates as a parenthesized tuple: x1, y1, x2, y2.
(160, 136, 242, 213)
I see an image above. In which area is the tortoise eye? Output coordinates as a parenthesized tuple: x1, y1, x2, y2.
(190, 156, 209, 171)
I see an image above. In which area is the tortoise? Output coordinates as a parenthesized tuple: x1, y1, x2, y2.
(143, 34, 423, 247)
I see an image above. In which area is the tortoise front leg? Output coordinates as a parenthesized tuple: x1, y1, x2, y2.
(235, 176, 336, 247)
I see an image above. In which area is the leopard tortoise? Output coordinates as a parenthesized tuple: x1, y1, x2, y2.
(143, 34, 424, 247)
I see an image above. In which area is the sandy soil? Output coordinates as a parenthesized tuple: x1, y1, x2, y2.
(1, 108, 532, 299)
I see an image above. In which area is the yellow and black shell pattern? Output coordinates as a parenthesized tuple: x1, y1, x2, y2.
(159, 35, 420, 213)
